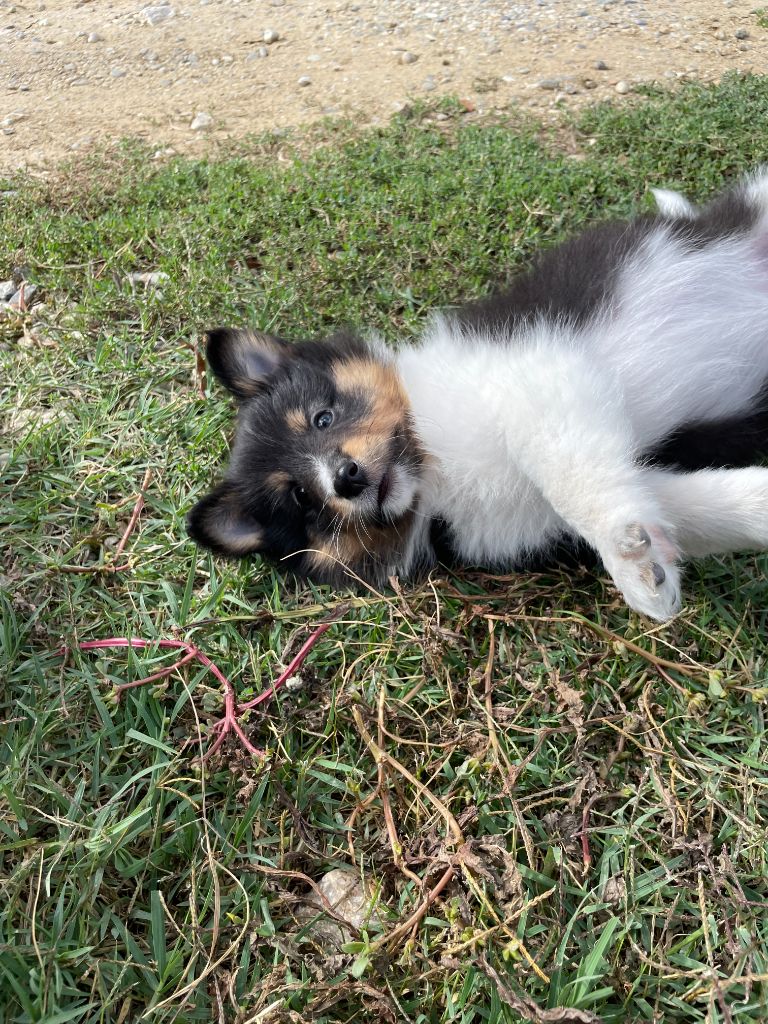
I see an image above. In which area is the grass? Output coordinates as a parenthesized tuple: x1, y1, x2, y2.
(2, 74, 768, 1023)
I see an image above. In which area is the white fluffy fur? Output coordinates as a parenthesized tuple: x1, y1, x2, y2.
(396, 175, 768, 620)
(651, 187, 697, 219)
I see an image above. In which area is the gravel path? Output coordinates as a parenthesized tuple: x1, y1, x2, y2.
(0, 0, 762, 173)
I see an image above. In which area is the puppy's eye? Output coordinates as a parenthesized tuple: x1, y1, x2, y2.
(291, 484, 312, 510)
(313, 409, 334, 430)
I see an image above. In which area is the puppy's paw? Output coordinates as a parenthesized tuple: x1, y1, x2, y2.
(602, 521, 682, 621)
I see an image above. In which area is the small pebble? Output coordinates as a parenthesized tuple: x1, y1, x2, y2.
(111, 67, 127, 78)
(399, 50, 418, 64)
(139, 4, 175, 25)
(126, 271, 170, 287)
(537, 77, 561, 90)
(615, 80, 630, 94)
(297, 75, 312, 87)
(189, 110, 212, 130)
(263, 28, 279, 43)
(734, 27, 749, 39)
(9, 283, 40, 308)
(87, 31, 102, 43)
(0, 280, 15, 302)
(422, 75, 436, 91)
(594, 59, 608, 70)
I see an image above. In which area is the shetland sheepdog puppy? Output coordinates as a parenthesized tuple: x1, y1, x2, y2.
(188, 171, 768, 621)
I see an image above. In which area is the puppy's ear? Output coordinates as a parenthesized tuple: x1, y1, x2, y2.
(187, 481, 264, 556)
(204, 328, 290, 398)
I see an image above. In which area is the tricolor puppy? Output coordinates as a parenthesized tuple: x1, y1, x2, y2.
(188, 171, 768, 621)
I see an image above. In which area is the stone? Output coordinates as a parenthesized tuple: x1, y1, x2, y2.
(0, 280, 15, 301)
(734, 27, 749, 39)
(263, 28, 279, 43)
(296, 869, 381, 944)
(421, 75, 436, 91)
(246, 46, 269, 60)
(29, 301, 49, 321)
(126, 271, 170, 287)
(399, 50, 418, 64)
(111, 67, 127, 78)
(9, 283, 40, 308)
(189, 111, 212, 130)
(536, 77, 561, 90)
(87, 31, 102, 43)
(594, 59, 608, 70)
(139, 5, 175, 26)
(297, 75, 312, 86)
(615, 80, 631, 94)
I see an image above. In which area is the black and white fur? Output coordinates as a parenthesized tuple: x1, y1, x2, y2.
(188, 171, 768, 621)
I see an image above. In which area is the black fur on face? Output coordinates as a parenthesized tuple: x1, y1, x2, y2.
(187, 328, 425, 585)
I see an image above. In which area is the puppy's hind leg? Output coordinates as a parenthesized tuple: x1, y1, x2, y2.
(644, 467, 768, 557)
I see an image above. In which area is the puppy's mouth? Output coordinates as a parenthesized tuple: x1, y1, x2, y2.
(377, 471, 391, 508)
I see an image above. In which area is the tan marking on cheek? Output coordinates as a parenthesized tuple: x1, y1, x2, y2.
(325, 497, 349, 518)
(334, 358, 410, 465)
(306, 530, 364, 575)
(305, 547, 337, 575)
(285, 408, 306, 433)
(334, 360, 409, 417)
(265, 470, 290, 492)
(305, 514, 412, 578)
(342, 429, 379, 462)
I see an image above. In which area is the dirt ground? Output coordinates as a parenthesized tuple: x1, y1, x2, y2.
(0, 0, 764, 174)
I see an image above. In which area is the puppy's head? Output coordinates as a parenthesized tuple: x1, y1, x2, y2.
(188, 328, 424, 584)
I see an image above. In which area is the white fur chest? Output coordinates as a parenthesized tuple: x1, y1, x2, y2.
(397, 330, 567, 563)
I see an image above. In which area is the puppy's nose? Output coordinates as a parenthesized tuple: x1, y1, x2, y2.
(334, 460, 368, 498)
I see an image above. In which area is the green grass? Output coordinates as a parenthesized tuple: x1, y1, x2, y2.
(2, 74, 768, 1023)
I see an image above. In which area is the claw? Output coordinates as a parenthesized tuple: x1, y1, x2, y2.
(618, 523, 652, 558)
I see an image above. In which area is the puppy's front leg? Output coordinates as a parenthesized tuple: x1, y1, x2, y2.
(502, 344, 681, 620)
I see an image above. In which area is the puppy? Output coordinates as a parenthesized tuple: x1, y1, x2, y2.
(188, 171, 768, 620)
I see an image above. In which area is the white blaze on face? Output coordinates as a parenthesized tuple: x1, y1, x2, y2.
(313, 456, 337, 501)
(312, 455, 418, 520)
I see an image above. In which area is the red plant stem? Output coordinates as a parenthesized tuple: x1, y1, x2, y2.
(60, 637, 262, 758)
(112, 647, 199, 693)
(58, 617, 338, 761)
(237, 620, 334, 711)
